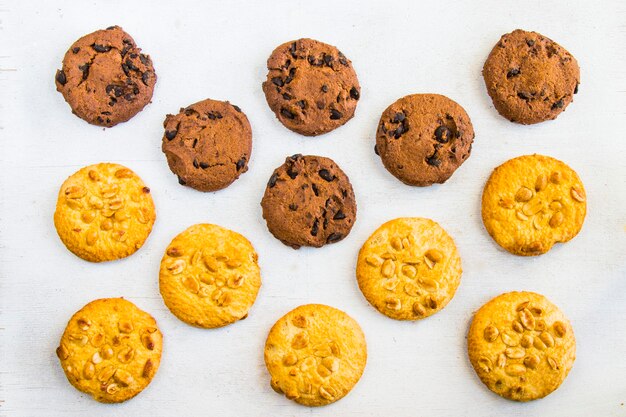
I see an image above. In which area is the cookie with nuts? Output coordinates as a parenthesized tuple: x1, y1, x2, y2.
(54, 163, 156, 262)
(55, 26, 156, 127)
(481, 154, 586, 256)
(162, 99, 252, 191)
(262, 38, 361, 136)
(264, 304, 367, 406)
(483, 29, 580, 124)
(468, 291, 575, 401)
(375, 94, 474, 186)
(261, 154, 357, 249)
(159, 224, 261, 328)
(56, 298, 163, 403)
(356, 218, 462, 320)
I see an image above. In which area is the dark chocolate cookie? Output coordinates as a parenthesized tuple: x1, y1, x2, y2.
(483, 29, 580, 124)
(162, 99, 252, 192)
(55, 26, 156, 127)
(376, 94, 474, 186)
(261, 155, 356, 248)
(262, 38, 360, 136)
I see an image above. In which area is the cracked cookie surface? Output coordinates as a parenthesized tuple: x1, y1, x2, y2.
(264, 304, 367, 406)
(159, 223, 261, 328)
(162, 98, 252, 191)
(481, 154, 586, 256)
(54, 163, 156, 262)
(375, 94, 474, 186)
(56, 298, 163, 403)
(468, 291, 575, 401)
(261, 154, 356, 249)
(483, 29, 580, 124)
(55, 26, 156, 127)
(357, 217, 462, 320)
(262, 38, 360, 136)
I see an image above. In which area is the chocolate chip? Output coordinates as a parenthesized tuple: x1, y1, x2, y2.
(374, 145, 379, 155)
(316, 101, 325, 110)
(72, 47, 80, 54)
(289, 42, 297, 58)
(434, 126, 452, 143)
(338, 53, 348, 66)
(574, 84, 579, 94)
(124, 93, 134, 101)
(236, 158, 246, 171)
(282, 93, 292, 100)
(141, 72, 150, 86)
(289, 203, 298, 211)
(193, 159, 199, 169)
(426, 155, 441, 167)
(125, 59, 139, 71)
(139, 54, 149, 65)
(178, 176, 186, 185)
(78, 63, 90, 80)
(122, 63, 130, 76)
(290, 154, 302, 161)
(350, 87, 360, 100)
(319, 169, 334, 182)
(106, 26, 116, 30)
(517, 91, 531, 100)
(323, 218, 329, 229)
(321, 84, 328, 93)
(393, 112, 405, 123)
(311, 219, 319, 236)
(526, 39, 535, 47)
(142, 187, 150, 194)
(330, 109, 342, 120)
(333, 210, 346, 220)
(323, 54, 333, 66)
(285, 68, 296, 84)
(268, 173, 278, 188)
(552, 99, 564, 109)
(507, 68, 521, 78)
(97, 116, 104, 124)
(394, 125, 404, 139)
(55, 70, 67, 86)
(327, 232, 343, 243)
(312, 183, 319, 196)
(287, 166, 298, 179)
(271, 77, 284, 87)
(280, 108, 295, 119)
(92, 44, 111, 53)
(199, 162, 210, 169)
(296, 100, 306, 109)
(232, 104, 241, 112)
(192, 138, 198, 148)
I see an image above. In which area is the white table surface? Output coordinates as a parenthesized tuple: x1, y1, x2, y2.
(1, 1, 625, 416)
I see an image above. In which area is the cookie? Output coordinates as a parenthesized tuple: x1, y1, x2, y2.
(56, 298, 163, 403)
(481, 154, 586, 256)
(468, 291, 575, 401)
(261, 154, 356, 249)
(264, 304, 367, 406)
(375, 94, 474, 186)
(483, 29, 580, 124)
(159, 224, 261, 328)
(262, 38, 360, 136)
(162, 99, 252, 191)
(356, 218, 462, 320)
(54, 163, 156, 262)
(55, 26, 156, 127)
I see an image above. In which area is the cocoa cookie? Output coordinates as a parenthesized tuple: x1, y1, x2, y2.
(55, 26, 156, 127)
(483, 29, 580, 124)
(162, 99, 252, 191)
(262, 38, 360, 136)
(375, 94, 474, 186)
(261, 154, 356, 249)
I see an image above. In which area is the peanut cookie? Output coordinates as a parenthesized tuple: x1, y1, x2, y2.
(261, 154, 356, 249)
(481, 154, 586, 256)
(264, 304, 367, 406)
(375, 94, 474, 186)
(357, 218, 462, 320)
(159, 224, 261, 328)
(262, 38, 360, 136)
(56, 298, 163, 403)
(55, 26, 156, 127)
(54, 163, 156, 262)
(483, 29, 580, 124)
(162, 99, 252, 191)
(468, 291, 575, 401)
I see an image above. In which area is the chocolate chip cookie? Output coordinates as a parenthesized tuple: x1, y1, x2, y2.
(261, 154, 356, 249)
(162, 99, 252, 191)
(483, 29, 580, 124)
(55, 26, 156, 127)
(376, 94, 474, 186)
(262, 38, 360, 136)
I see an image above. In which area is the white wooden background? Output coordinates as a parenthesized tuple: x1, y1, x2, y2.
(1, 1, 625, 416)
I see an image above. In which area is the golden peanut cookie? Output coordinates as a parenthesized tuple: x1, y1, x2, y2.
(468, 291, 575, 401)
(356, 218, 462, 320)
(264, 304, 367, 406)
(159, 224, 261, 328)
(482, 154, 586, 256)
(54, 163, 156, 262)
(56, 298, 163, 403)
